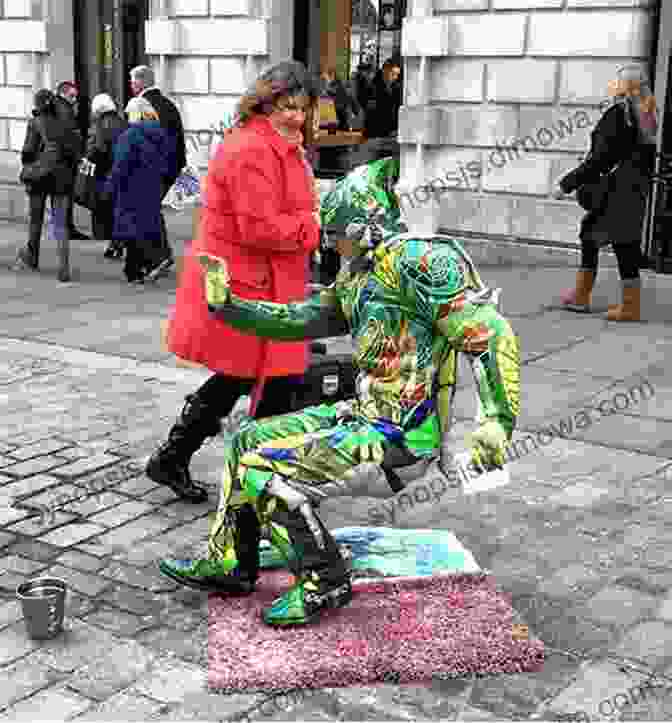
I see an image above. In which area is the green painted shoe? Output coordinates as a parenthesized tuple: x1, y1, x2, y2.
(262, 570, 353, 627)
(158, 558, 256, 594)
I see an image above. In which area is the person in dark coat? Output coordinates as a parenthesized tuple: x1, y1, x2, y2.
(553, 64, 657, 322)
(128, 65, 187, 278)
(363, 58, 402, 140)
(55, 81, 89, 241)
(106, 96, 176, 284)
(319, 68, 360, 131)
(14, 88, 81, 282)
(86, 93, 128, 256)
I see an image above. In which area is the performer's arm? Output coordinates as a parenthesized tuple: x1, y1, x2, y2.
(200, 255, 348, 341)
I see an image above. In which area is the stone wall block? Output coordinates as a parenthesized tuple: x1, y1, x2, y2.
(407, 0, 435, 15)
(403, 58, 432, 105)
(511, 196, 584, 242)
(209, 57, 252, 94)
(179, 19, 268, 54)
(567, 0, 655, 7)
(426, 146, 485, 192)
(481, 154, 554, 194)
(0, 87, 32, 118)
(559, 60, 624, 104)
(170, 57, 209, 93)
(516, 106, 597, 153)
(210, 0, 256, 14)
(492, 0, 562, 8)
(8, 120, 25, 151)
(437, 190, 514, 236)
(528, 10, 653, 56)
(431, 58, 484, 102)
(5, 53, 34, 86)
(445, 14, 526, 56)
(434, 0, 489, 10)
(439, 106, 519, 147)
(398, 106, 444, 145)
(402, 17, 449, 56)
(170, 0, 209, 15)
(0, 21, 47, 52)
(487, 59, 557, 103)
(4, 0, 32, 18)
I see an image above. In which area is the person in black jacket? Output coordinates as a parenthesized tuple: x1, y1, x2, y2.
(14, 89, 81, 282)
(55, 81, 89, 241)
(86, 93, 128, 257)
(553, 64, 657, 322)
(128, 65, 187, 280)
(363, 58, 402, 140)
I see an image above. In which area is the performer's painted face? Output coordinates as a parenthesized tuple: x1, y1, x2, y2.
(334, 237, 359, 258)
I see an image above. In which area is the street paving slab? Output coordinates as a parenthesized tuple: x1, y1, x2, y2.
(0, 214, 671, 720)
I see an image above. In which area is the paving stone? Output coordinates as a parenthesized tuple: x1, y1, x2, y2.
(5, 538, 64, 562)
(115, 476, 160, 497)
(0, 454, 17, 468)
(0, 683, 94, 721)
(159, 690, 266, 722)
(0, 530, 16, 551)
(62, 491, 130, 519)
(0, 570, 28, 593)
(536, 611, 616, 658)
(578, 585, 660, 629)
(657, 591, 672, 621)
(65, 690, 169, 722)
(4, 511, 80, 539)
(41, 564, 113, 597)
(0, 655, 66, 711)
(86, 500, 155, 528)
(0, 554, 48, 576)
(98, 560, 178, 593)
(542, 660, 652, 722)
(137, 622, 207, 667)
(615, 621, 672, 669)
(0, 473, 63, 499)
(92, 514, 178, 548)
(55, 550, 108, 574)
(49, 454, 123, 480)
(67, 639, 158, 702)
(0, 621, 39, 665)
(83, 604, 161, 638)
(8, 438, 75, 461)
(1, 455, 72, 478)
(159, 501, 210, 522)
(129, 658, 206, 703)
(30, 618, 121, 673)
(22, 482, 85, 512)
(64, 591, 100, 620)
(39, 522, 108, 547)
(538, 563, 607, 599)
(102, 584, 166, 617)
(141, 485, 184, 505)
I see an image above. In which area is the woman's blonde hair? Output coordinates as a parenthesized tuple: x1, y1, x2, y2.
(125, 96, 159, 122)
(609, 78, 657, 114)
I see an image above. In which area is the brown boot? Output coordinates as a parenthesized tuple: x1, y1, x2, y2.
(606, 282, 641, 322)
(560, 270, 595, 312)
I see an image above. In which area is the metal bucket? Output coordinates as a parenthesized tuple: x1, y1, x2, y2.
(16, 577, 67, 640)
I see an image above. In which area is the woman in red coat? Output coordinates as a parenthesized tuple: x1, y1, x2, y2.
(146, 61, 321, 502)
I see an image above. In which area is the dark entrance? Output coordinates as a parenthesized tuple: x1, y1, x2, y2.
(73, 0, 148, 134)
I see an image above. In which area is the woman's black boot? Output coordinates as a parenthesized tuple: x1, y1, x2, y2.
(145, 394, 221, 503)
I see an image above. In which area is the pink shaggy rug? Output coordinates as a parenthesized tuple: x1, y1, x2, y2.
(208, 571, 544, 693)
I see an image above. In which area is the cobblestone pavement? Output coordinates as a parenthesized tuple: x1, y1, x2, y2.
(0, 214, 672, 721)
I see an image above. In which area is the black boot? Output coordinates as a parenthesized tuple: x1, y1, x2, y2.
(145, 394, 220, 503)
(159, 503, 261, 593)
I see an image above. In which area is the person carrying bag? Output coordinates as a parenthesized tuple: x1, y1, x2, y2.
(15, 88, 80, 282)
(552, 64, 657, 322)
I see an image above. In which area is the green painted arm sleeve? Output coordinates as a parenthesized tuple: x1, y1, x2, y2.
(208, 286, 349, 342)
(435, 304, 520, 438)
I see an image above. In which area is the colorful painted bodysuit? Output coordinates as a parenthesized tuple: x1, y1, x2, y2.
(184, 157, 520, 626)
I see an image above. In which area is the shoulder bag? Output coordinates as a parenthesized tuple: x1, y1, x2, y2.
(73, 158, 98, 210)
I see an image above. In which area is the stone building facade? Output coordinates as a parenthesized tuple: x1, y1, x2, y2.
(0, 0, 662, 249)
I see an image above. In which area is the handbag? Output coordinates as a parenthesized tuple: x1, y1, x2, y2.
(576, 173, 612, 213)
(19, 117, 61, 186)
(288, 344, 357, 411)
(73, 158, 99, 210)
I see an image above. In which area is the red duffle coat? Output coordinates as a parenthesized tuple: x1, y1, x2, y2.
(167, 115, 319, 378)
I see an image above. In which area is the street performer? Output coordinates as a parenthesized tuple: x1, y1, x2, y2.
(159, 157, 520, 628)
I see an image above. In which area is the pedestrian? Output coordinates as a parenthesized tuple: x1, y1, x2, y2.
(85, 93, 128, 258)
(158, 156, 520, 629)
(553, 63, 657, 322)
(105, 96, 175, 284)
(14, 88, 81, 282)
(128, 64, 186, 280)
(54, 81, 89, 241)
(320, 67, 360, 131)
(363, 57, 402, 140)
(148, 60, 321, 504)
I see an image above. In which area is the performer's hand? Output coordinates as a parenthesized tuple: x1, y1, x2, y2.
(469, 419, 509, 471)
(197, 253, 231, 306)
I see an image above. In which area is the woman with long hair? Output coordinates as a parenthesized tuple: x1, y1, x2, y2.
(554, 64, 657, 322)
(148, 60, 321, 503)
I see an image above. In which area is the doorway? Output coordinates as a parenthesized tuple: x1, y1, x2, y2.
(73, 0, 148, 132)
